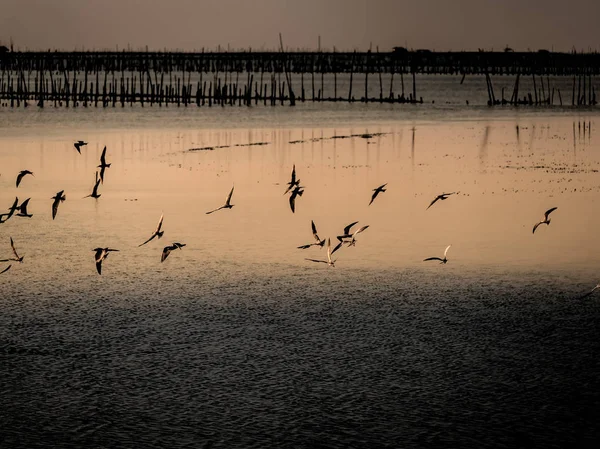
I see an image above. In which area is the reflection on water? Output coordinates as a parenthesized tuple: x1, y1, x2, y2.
(1, 108, 600, 448)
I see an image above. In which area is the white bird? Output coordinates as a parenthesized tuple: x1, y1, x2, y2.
(74, 140, 88, 154)
(138, 213, 165, 246)
(297, 220, 326, 249)
(161, 242, 186, 262)
(206, 186, 234, 214)
(305, 238, 342, 267)
(93, 247, 119, 275)
(424, 245, 451, 264)
(532, 207, 558, 234)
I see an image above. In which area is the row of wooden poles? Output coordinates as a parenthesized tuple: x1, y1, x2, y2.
(0, 67, 425, 107)
(482, 72, 597, 106)
(2, 51, 600, 76)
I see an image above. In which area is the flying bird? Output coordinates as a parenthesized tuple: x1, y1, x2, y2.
(345, 225, 370, 247)
(284, 164, 300, 195)
(16, 170, 34, 188)
(93, 247, 119, 275)
(369, 183, 387, 205)
(297, 220, 326, 249)
(0, 264, 11, 274)
(84, 171, 101, 199)
(139, 213, 165, 246)
(577, 284, 600, 299)
(427, 192, 458, 210)
(424, 245, 452, 264)
(161, 242, 186, 262)
(337, 221, 359, 242)
(51, 190, 66, 220)
(206, 186, 234, 214)
(16, 198, 32, 218)
(305, 238, 342, 267)
(532, 207, 558, 234)
(97, 146, 111, 183)
(74, 140, 88, 154)
(289, 185, 304, 213)
(9, 237, 24, 263)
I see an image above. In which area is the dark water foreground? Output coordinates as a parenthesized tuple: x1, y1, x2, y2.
(1, 267, 599, 448)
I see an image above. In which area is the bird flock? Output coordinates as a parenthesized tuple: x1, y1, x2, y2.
(0, 141, 596, 300)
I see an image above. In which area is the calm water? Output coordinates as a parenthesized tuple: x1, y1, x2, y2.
(1, 102, 600, 448)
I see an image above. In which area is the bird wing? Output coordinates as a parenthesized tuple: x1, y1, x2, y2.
(330, 241, 343, 256)
(161, 247, 172, 262)
(206, 206, 223, 215)
(19, 198, 31, 213)
(225, 186, 234, 206)
(297, 244, 313, 249)
(289, 194, 296, 213)
(0, 264, 11, 274)
(74, 142, 81, 153)
(155, 214, 164, 233)
(138, 234, 157, 247)
(532, 221, 542, 234)
(96, 260, 102, 275)
(99, 166, 106, 184)
(305, 258, 327, 264)
(10, 237, 19, 259)
(544, 207, 558, 220)
(100, 146, 107, 164)
(424, 257, 444, 262)
(290, 164, 296, 184)
(427, 196, 440, 210)
(353, 225, 370, 237)
(368, 191, 378, 206)
(343, 221, 358, 235)
(444, 245, 452, 257)
(52, 198, 59, 220)
(16, 172, 24, 188)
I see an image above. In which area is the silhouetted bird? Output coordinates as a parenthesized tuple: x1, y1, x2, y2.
(139, 213, 165, 246)
(424, 245, 452, 264)
(15, 198, 32, 218)
(16, 170, 33, 188)
(369, 183, 387, 205)
(297, 220, 326, 249)
(161, 242, 186, 262)
(74, 141, 88, 154)
(97, 146, 111, 183)
(337, 221, 359, 242)
(84, 171, 101, 199)
(93, 247, 119, 275)
(532, 207, 558, 234)
(206, 186, 234, 214)
(427, 192, 458, 210)
(284, 164, 300, 195)
(51, 190, 66, 220)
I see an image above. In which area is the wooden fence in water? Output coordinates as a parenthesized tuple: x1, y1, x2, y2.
(0, 50, 598, 107)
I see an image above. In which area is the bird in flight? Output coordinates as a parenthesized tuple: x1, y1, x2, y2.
(0, 197, 20, 223)
(284, 164, 300, 195)
(206, 186, 234, 214)
(424, 245, 452, 264)
(297, 220, 326, 249)
(344, 225, 370, 247)
(16, 198, 33, 218)
(336, 221, 359, 243)
(97, 146, 111, 183)
(305, 238, 342, 267)
(289, 185, 304, 213)
(161, 242, 186, 262)
(74, 141, 88, 154)
(577, 284, 600, 299)
(427, 192, 458, 210)
(51, 190, 66, 220)
(139, 213, 165, 246)
(369, 183, 387, 206)
(16, 170, 34, 188)
(532, 207, 558, 234)
(84, 171, 101, 199)
(93, 247, 119, 274)
(9, 237, 24, 263)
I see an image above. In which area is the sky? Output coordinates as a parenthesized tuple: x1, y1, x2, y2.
(0, 0, 598, 52)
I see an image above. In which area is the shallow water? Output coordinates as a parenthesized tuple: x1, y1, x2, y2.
(1, 104, 600, 448)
